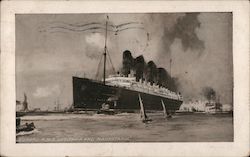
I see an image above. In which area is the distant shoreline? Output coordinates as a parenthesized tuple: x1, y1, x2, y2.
(16, 110, 233, 117)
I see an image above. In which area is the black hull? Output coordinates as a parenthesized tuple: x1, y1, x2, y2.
(73, 77, 183, 112)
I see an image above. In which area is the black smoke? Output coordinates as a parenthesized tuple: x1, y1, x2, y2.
(162, 13, 204, 54)
(202, 86, 216, 101)
(122, 50, 177, 91)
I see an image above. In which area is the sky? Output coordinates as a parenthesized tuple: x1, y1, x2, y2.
(16, 13, 233, 110)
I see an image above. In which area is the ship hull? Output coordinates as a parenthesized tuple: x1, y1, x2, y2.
(73, 77, 183, 112)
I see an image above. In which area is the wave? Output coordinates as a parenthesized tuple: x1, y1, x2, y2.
(16, 129, 39, 136)
(20, 113, 138, 121)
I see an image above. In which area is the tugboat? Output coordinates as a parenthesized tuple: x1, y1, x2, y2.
(205, 101, 222, 114)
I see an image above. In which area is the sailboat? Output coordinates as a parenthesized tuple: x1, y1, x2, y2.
(161, 99, 172, 118)
(138, 94, 152, 123)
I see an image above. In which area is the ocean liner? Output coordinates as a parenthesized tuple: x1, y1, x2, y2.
(72, 17, 183, 113)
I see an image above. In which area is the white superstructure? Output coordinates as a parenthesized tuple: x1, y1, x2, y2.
(105, 74, 183, 101)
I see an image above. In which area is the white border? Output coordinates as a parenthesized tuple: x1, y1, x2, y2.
(1, 1, 249, 156)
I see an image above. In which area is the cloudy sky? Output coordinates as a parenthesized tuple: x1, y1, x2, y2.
(16, 13, 233, 110)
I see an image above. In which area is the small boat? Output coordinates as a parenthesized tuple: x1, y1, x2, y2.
(97, 103, 116, 115)
(16, 122, 36, 133)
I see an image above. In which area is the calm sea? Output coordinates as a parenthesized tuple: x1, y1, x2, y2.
(16, 112, 233, 143)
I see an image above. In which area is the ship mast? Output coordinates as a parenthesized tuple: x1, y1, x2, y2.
(170, 51, 172, 77)
(103, 16, 108, 85)
(96, 15, 144, 83)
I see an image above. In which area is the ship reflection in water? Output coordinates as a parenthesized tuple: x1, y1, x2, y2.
(16, 112, 233, 143)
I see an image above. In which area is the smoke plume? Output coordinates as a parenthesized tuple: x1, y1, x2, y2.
(122, 50, 177, 91)
(160, 13, 204, 56)
(202, 86, 216, 101)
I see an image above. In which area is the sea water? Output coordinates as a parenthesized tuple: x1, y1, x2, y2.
(16, 112, 233, 143)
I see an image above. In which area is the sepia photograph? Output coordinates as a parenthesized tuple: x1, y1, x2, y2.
(15, 13, 233, 143)
(1, 1, 249, 156)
